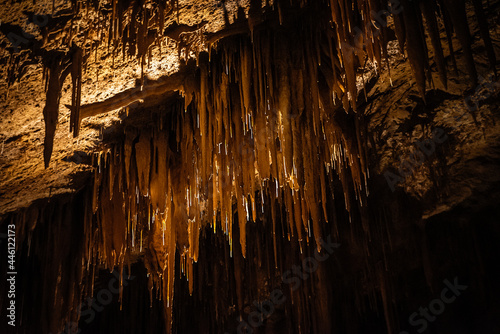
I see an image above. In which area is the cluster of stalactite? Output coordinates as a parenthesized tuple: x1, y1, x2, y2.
(84, 18, 377, 330)
(81, 0, 500, 327)
(2, 0, 191, 167)
(3, 0, 497, 168)
(4, 163, 498, 334)
(72, 0, 496, 168)
(327, 0, 497, 101)
(4, 0, 190, 89)
(3, 0, 189, 89)
(0, 190, 95, 334)
(67, 0, 498, 118)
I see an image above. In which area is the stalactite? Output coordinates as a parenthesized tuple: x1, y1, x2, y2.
(442, 0, 478, 86)
(392, 9, 406, 55)
(70, 46, 83, 136)
(471, 0, 497, 76)
(42, 54, 71, 168)
(438, 0, 459, 75)
(421, 0, 448, 89)
(401, 0, 429, 101)
(135, 132, 151, 195)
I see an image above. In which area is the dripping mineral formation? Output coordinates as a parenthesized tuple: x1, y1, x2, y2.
(1, 0, 500, 333)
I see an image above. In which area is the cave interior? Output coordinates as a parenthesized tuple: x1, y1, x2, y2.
(0, 0, 500, 333)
